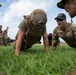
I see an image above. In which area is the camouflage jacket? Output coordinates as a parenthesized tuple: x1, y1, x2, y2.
(52, 22, 76, 48)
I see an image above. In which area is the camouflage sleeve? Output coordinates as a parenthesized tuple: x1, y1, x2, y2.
(52, 27, 60, 48)
(71, 24, 76, 39)
(18, 19, 27, 33)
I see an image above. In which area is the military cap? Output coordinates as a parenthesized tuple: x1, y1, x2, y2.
(57, 0, 66, 9)
(55, 13, 66, 20)
(30, 9, 47, 25)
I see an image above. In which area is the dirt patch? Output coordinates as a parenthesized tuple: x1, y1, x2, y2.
(65, 69, 76, 75)
(0, 72, 6, 75)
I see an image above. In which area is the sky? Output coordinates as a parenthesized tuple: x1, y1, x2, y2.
(0, 0, 76, 42)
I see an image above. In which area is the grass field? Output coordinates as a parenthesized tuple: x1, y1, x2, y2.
(0, 43, 76, 75)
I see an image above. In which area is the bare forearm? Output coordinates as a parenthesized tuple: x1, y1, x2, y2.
(43, 38, 48, 52)
(15, 39, 22, 56)
(15, 30, 24, 56)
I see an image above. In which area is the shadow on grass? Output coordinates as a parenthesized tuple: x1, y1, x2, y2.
(20, 44, 45, 54)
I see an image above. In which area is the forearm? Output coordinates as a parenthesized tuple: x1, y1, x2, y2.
(15, 39, 22, 56)
(43, 37, 49, 52)
(15, 29, 24, 56)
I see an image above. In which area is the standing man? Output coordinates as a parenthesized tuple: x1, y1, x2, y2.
(4, 27, 9, 35)
(57, 0, 76, 18)
(3, 27, 10, 45)
(15, 9, 49, 56)
(52, 13, 76, 49)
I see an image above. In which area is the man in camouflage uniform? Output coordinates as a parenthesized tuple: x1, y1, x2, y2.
(0, 25, 4, 45)
(57, 0, 76, 18)
(52, 13, 76, 48)
(15, 9, 49, 56)
(4, 27, 9, 35)
(3, 27, 10, 45)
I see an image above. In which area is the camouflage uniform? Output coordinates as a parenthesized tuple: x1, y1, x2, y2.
(0, 29, 4, 45)
(3, 30, 7, 45)
(52, 22, 76, 48)
(15, 19, 46, 50)
(3, 29, 10, 45)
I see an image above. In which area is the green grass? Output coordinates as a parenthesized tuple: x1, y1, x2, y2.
(0, 44, 76, 75)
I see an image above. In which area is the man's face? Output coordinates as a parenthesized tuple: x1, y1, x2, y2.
(33, 23, 44, 29)
(32, 19, 45, 29)
(64, 0, 76, 18)
(56, 19, 66, 28)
